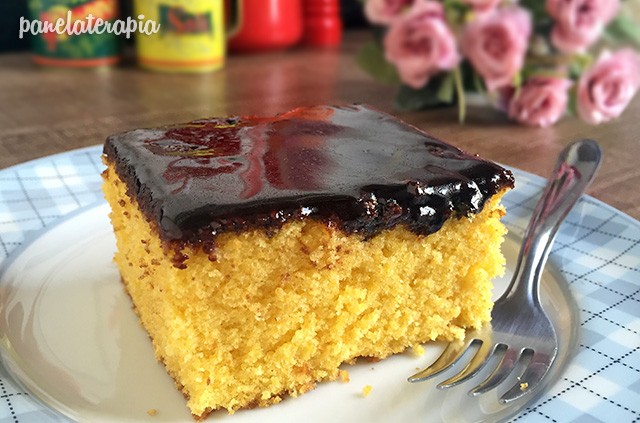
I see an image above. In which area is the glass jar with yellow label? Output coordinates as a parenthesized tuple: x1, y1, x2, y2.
(134, 0, 240, 73)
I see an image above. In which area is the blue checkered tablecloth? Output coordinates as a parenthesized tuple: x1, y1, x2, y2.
(0, 146, 638, 422)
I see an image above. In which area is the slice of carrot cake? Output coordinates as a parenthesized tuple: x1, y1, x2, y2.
(101, 104, 514, 419)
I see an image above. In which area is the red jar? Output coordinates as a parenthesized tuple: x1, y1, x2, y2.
(228, 0, 303, 53)
(302, 0, 342, 47)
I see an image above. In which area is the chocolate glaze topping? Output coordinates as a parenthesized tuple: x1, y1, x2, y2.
(104, 105, 514, 245)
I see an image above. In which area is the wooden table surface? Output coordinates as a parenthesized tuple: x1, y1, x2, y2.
(1, 32, 639, 220)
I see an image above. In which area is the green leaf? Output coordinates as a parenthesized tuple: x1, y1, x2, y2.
(394, 73, 461, 111)
(443, 0, 468, 29)
(519, 0, 552, 27)
(459, 60, 480, 92)
(566, 54, 592, 79)
(436, 72, 455, 103)
(472, 72, 486, 96)
(512, 71, 523, 88)
(604, 15, 640, 48)
(356, 41, 400, 85)
(395, 82, 444, 112)
(512, 71, 523, 99)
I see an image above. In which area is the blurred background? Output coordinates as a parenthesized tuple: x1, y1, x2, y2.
(0, 0, 639, 219)
(0, 0, 367, 52)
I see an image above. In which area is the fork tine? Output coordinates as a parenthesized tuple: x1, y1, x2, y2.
(437, 336, 494, 389)
(499, 349, 556, 403)
(468, 344, 517, 396)
(408, 336, 477, 383)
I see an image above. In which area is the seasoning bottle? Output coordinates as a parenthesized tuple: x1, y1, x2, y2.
(302, 0, 342, 47)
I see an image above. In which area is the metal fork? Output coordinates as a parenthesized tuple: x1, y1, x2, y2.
(409, 139, 602, 403)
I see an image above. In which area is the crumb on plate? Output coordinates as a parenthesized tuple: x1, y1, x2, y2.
(412, 344, 425, 356)
(362, 385, 373, 397)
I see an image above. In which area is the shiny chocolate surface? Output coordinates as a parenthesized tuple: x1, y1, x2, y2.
(104, 105, 514, 242)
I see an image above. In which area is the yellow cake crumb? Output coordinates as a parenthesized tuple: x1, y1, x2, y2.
(147, 409, 157, 416)
(339, 370, 350, 383)
(520, 382, 529, 391)
(362, 385, 373, 397)
(412, 344, 426, 357)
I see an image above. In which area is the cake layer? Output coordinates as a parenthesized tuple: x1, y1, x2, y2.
(103, 105, 513, 248)
(103, 163, 509, 418)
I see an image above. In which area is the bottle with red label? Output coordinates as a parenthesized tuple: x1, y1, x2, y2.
(302, 0, 342, 47)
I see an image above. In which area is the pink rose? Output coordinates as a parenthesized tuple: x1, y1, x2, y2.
(461, 0, 501, 14)
(462, 7, 532, 92)
(577, 49, 640, 125)
(384, 1, 460, 89)
(507, 77, 572, 127)
(546, 0, 619, 54)
(365, 0, 415, 25)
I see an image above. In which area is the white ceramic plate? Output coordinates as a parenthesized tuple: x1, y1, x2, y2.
(0, 202, 578, 423)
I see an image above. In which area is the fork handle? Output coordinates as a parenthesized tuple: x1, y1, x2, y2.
(503, 139, 602, 304)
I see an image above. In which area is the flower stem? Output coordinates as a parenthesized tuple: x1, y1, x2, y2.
(453, 67, 466, 123)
